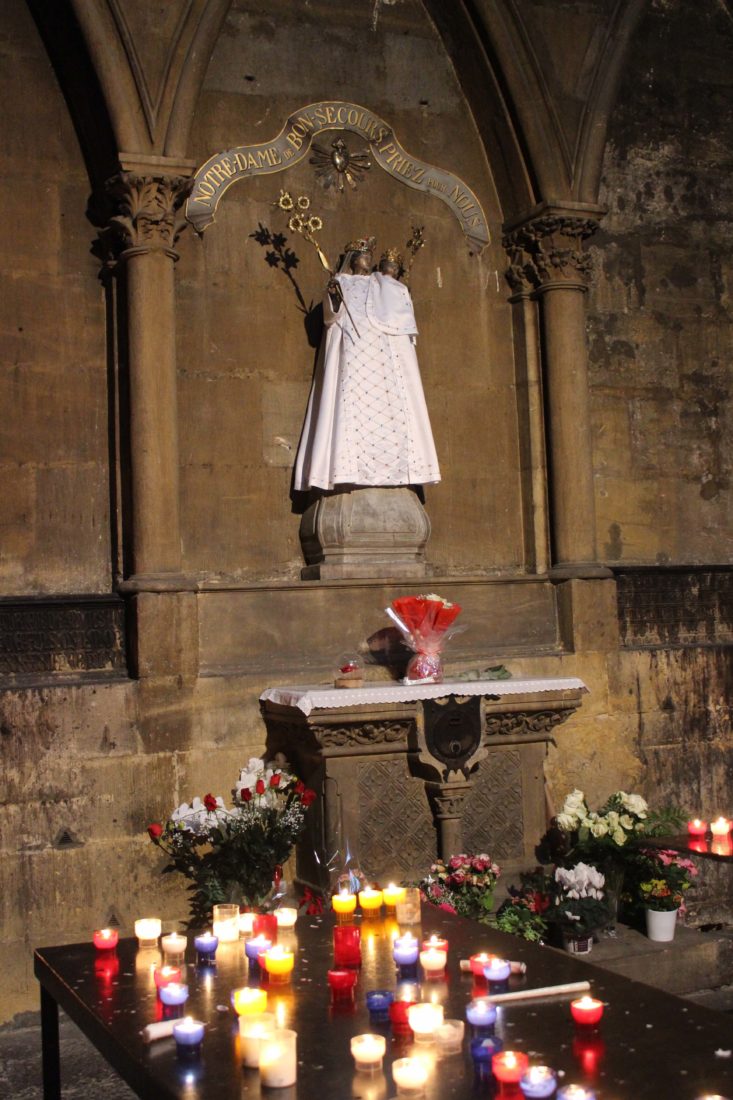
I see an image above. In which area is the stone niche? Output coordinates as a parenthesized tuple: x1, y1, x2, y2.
(261, 681, 585, 889)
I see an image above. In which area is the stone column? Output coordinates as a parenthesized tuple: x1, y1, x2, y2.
(504, 206, 612, 580)
(425, 781, 473, 860)
(106, 171, 198, 679)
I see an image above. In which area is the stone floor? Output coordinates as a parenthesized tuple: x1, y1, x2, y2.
(4, 925, 732, 1099)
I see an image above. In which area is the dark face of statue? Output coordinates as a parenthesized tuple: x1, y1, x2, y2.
(379, 259, 400, 279)
(350, 250, 373, 274)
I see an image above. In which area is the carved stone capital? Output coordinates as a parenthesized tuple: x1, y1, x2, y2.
(425, 780, 473, 820)
(104, 173, 193, 259)
(503, 213, 599, 293)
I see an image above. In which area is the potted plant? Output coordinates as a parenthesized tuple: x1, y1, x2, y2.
(639, 849, 698, 942)
(547, 863, 611, 954)
(489, 897, 548, 943)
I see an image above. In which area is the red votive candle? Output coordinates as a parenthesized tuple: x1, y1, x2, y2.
(570, 996, 604, 1027)
(687, 818, 708, 838)
(327, 968, 358, 1002)
(253, 913, 278, 941)
(421, 934, 449, 954)
(154, 965, 182, 990)
(388, 997, 417, 1037)
(492, 1051, 529, 1084)
(93, 928, 119, 951)
(333, 924, 362, 967)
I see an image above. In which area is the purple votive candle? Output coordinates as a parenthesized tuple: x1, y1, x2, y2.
(193, 932, 218, 963)
(172, 1017, 205, 1057)
(520, 1065, 558, 1098)
(159, 982, 189, 1007)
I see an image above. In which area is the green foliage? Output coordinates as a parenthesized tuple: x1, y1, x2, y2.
(488, 898, 548, 943)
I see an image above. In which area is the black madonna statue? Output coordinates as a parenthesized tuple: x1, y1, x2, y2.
(293, 238, 440, 493)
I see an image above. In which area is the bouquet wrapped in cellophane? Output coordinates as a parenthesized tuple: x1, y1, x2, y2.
(386, 593, 463, 684)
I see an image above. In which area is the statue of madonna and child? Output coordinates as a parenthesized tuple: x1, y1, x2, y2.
(293, 237, 441, 494)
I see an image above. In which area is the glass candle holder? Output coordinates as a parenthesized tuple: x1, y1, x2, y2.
(161, 933, 187, 964)
(421, 934, 449, 954)
(419, 947, 447, 979)
(483, 955, 511, 984)
(394, 886, 421, 925)
(710, 816, 731, 837)
(154, 965, 182, 990)
(328, 968, 358, 1003)
(334, 925, 362, 967)
(389, 997, 417, 1038)
(212, 903, 240, 943)
(359, 887, 384, 915)
(687, 818, 708, 837)
(471, 1035, 504, 1080)
(570, 996, 604, 1028)
(393, 933, 419, 967)
(259, 1027, 297, 1088)
(466, 997, 497, 1032)
(245, 934, 272, 970)
(231, 986, 268, 1016)
(493, 1051, 530, 1085)
(93, 928, 119, 951)
(407, 1002, 444, 1042)
(435, 1019, 464, 1055)
(134, 918, 162, 949)
(253, 912, 279, 940)
(520, 1065, 558, 1098)
(366, 989, 394, 1024)
(351, 1033, 387, 1072)
(263, 946, 294, 983)
(332, 890, 358, 922)
(556, 1087, 597, 1100)
(193, 931, 218, 964)
(382, 883, 407, 911)
(238, 1011, 276, 1068)
(159, 982, 189, 1008)
(172, 1017, 204, 1057)
(275, 907, 298, 929)
(469, 952, 491, 985)
(392, 1056, 429, 1095)
(239, 910, 255, 936)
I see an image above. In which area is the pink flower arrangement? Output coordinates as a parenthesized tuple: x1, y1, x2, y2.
(419, 853, 500, 924)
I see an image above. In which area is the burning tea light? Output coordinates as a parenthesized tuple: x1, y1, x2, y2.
(687, 818, 708, 837)
(483, 955, 511, 983)
(172, 1017, 204, 1056)
(263, 945, 294, 982)
(419, 946, 447, 978)
(154, 965, 182, 990)
(333, 925, 362, 967)
(274, 907, 298, 928)
(332, 889, 357, 920)
(710, 817, 732, 837)
(407, 1002, 444, 1041)
(351, 1033, 387, 1072)
(245, 934, 272, 967)
(382, 883, 407, 909)
(193, 931, 218, 962)
(231, 986, 268, 1015)
(238, 1011, 276, 1068)
(239, 911, 255, 935)
(469, 952, 491, 976)
(520, 1065, 558, 1098)
(435, 1018, 464, 1054)
(93, 928, 118, 951)
(422, 934, 449, 954)
(570, 996, 605, 1027)
(134, 918, 161, 948)
(466, 997, 497, 1031)
(158, 982, 189, 1008)
(492, 1050, 530, 1085)
(259, 1027, 297, 1088)
(359, 887, 384, 913)
(392, 1056, 429, 1094)
(557, 1087, 597, 1100)
(161, 933, 187, 962)
(393, 933, 419, 967)
(212, 903, 240, 943)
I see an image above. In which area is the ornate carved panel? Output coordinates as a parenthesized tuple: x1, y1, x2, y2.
(105, 173, 192, 256)
(462, 749, 525, 860)
(485, 709, 570, 738)
(0, 597, 126, 678)
(357, 757, 435, 876)
(312, 721, 411, 750)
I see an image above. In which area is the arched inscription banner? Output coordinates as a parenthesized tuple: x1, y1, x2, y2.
(185, 101, 490, 253)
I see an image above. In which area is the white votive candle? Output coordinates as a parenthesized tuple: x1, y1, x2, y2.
(239, 910, 255, 936)
(392, 1056, 430, 1094)
(161, 932, 187, 962)
(238, 1011, 276, 1068)
(351, 1033, 387, 1072)
(212, 903, 240, 943)
(259, 1027, 297, 1087)
(134, 918, 162, 948)
(435, 1018, 465, 1054)
(407, 1002, 444, 1041)
(419, 946, 447, 978)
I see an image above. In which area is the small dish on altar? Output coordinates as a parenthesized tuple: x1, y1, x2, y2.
(334, 653, 364, 689)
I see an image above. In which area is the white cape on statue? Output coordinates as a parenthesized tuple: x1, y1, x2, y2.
(293, 272, 441, 492)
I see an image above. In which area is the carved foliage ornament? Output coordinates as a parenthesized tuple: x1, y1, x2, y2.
(485, 709, 572, 738)
(503, 215, 599, 293)
(313, 720, 411, 749)
(106, 173, 193, 256)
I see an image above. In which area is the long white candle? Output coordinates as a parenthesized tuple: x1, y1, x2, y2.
(488, 980, 591, 1004)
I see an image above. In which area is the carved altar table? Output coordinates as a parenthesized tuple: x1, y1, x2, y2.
(260, 677, 587, 889)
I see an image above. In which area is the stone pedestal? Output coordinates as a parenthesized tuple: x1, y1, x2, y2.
(260, 678, 586, 889)
(300, 486, 431, 580)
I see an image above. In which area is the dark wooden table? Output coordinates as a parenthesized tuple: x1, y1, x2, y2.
(35, 906, 733, 1099)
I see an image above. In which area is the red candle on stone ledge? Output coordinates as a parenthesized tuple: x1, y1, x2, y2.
(570, 996, 604, 1028)
(93, 928, 119, 951)
(687, 818, 708, 838)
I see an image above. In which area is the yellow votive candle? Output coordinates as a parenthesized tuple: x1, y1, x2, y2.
(263, 946, 294, 982)
(382, 882, 407, 908)
(359, 887, 384, 913)
(232, 986, 268, 1015)
(332, 889, 357, 919)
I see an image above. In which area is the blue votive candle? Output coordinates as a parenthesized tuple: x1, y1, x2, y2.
(172, 1017, 205, 1057)
(466, 997, 497, 1033)
(520, 1065, 558, 1098)
(483, 956, 512, 984)
(193, 931, 218, 964)
(244, 934, 272, 970)
(159, 982, 189, 1008)
(366, 989, 394, 1024)
(470, 1035, 504, 1080)
(393, 933, 419, 967)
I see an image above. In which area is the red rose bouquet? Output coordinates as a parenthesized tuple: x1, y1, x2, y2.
(386, 593, 463, 683)
(419, 853, 501, 923)
(147, 757, 316, 928)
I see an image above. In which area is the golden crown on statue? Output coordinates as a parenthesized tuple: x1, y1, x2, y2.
(345, 236, 376, 253)
(380, 247, 403, 266)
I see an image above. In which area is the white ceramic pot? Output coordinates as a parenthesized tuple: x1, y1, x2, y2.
(645, 906, 679, 942)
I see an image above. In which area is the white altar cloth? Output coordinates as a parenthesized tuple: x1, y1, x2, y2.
(260, 677, 587, 717)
